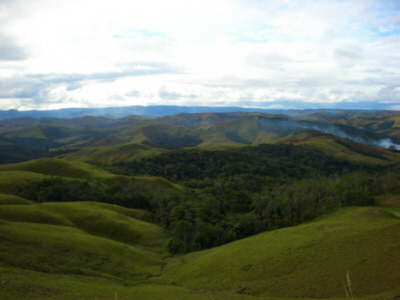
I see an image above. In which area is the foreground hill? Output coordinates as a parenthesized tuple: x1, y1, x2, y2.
(0, 199, 171, 299)
(156, 205, 400, 298)
(1, 197, 399, 299)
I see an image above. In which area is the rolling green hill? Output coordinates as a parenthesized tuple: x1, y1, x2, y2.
(156, 205, 400, 299)
(0, 201, 169, 299)
(0, 158, 183, 196)
(1, 199, 399, 299)
(279, 132, 400, 165)
(0, 193, 34, 205)
(0, 201, 163, 247)
(0, 158, 130, 183)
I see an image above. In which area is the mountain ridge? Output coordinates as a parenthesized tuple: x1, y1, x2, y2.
(2, 105, 399, 120)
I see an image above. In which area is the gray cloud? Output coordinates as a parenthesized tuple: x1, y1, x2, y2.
(126, 90, 141, 97)
(0, 77, 43, 99)
(66, 82, 83, 91)
(26, 62, 180, 84)
(0, 62, 180, 102)
(334, 48, 362, 60)
(378, 85, 400, 100)
(159, 88, 183, 100)
(0, 35, 27, 61)
(159, 88, 198, 101)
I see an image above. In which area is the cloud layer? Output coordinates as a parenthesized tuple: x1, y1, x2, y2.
(0, 0, 399, 111)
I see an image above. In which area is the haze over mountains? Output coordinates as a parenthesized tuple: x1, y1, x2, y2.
(0, 105, 290, 119)
(2, 105, 399, 120)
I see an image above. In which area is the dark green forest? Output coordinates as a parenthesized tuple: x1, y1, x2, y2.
(13, 143, 399, 254)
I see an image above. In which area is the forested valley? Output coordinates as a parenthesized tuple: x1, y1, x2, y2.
(12, 143, 400, 253)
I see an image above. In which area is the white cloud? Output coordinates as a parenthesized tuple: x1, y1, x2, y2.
(0, 0, 399, 111)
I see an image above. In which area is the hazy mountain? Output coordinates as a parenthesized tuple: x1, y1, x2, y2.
(0, 106, 293, 120)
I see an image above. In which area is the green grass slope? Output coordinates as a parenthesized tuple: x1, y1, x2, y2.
(0, 158, 111, 179)
(0, 201, 241, 300)
(0, 171, 51, 194)
(280, 132, 400, 165)
(154, 112, 246, 128)
(0, 220, 164, 297)
(1, 201, 399, 299)
(0, 201, 168, 298)
(0, 158, 184, 197)
(2, 124, 47, 139)
(0, 158, 132, 185)
(0, 194, 33, 205)
(156, 206, 400, 299)
(0, 201, 164, 248)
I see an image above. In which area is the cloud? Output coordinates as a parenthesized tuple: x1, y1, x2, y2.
(0, 0, 399, 110)
(126, 90, 141, 98)
(0, 35, 27, 61)
(159, 87, 198, 101)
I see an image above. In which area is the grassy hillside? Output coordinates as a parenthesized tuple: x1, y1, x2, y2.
(0, 200, 171, 300)
(280, 132, 400, 165)
(153, 112, 246, 128)
(0, 171, 52, 194)
(0, 201, 164, 248)
(0, 193, 34, 205)
(0, 158, 183, 197)
(1, 200, 399, 299)
(0, 158, 131, 185)
(156, 205, 400, 299)
(0, 200, 244, 300)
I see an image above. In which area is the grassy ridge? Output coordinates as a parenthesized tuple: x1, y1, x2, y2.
(0, 158, 184, 196)
(0, 221, 163, 283)
(156, 206, 400, 298)
(0, 158, 120, 180)
(281, 132, 400, 164)
(0, 202, 164, 248)
(0, 194, 34, 205)
(0, 171, 51, 194)
(0, 201, 168, 298)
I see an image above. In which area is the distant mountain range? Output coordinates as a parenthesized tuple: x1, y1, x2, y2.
(0, 106, 290, 119)
(2, 105, 398, 120)
(1, 110, 399, 165)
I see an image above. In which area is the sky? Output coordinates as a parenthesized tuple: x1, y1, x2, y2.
(0, 0, 399, 111)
